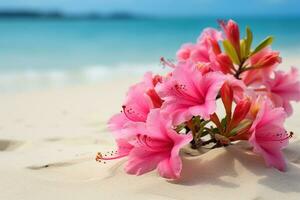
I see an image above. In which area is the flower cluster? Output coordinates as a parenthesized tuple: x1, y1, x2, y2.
(97, 19, 300, 179)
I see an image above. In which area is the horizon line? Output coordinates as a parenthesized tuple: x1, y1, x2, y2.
(0, 9, 299, 19)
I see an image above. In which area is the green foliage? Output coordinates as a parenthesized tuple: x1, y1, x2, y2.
(229, 119, 252, 136)
(220, 117, 227, 130)
(223, 40, 240, 65)
(240, 39, 246, 60)
(251, 36, 273, 56)
(245, 26, 253, 56)
(175, 123, 186, 133)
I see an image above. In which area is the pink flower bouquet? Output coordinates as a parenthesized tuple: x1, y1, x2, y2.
(97, 19, 300, 179)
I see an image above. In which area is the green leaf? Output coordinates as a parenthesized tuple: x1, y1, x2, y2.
(223, 40, 240, 65)
(245, 26, 253, 56)
(229, 119, 252, 136)
(193, 116, 202, 125)
(175, 123, 186, 133)
(220, 117, 227, 128)
(211, 127, 220, 134)
(251, 36, 273, 55)
(240, 39, 246, 60)
(200, 120, 210, 127)
(220, 116, 228, 132)
(200, 131, 210, 137)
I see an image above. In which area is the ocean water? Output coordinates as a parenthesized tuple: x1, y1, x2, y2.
(1, 17, 300, 91)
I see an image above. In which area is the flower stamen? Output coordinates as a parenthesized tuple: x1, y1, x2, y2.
(122, 105, 145, 122)
(95, 151, 127, 162)
(160, 57, 176, 68)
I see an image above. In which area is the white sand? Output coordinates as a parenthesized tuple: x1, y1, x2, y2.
(1, 75, 300, 200)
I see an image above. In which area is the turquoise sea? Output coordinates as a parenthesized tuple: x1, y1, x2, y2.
(1, 17, 300, 91)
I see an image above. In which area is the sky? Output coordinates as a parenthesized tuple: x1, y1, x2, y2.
(0, 0, 299, 17)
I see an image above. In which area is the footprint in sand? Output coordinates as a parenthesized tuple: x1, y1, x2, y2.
(252, 197, 264, 200)
(44, 137, 62, 142)
(0, 139, 24, 151)
(26, 157, 91, 170)
(44, 136, 110, 145)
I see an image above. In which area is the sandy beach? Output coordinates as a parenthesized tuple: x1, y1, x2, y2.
(1, 71, 300, 200)
(1, 0, 300, 198)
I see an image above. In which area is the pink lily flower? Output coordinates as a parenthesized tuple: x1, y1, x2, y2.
(100, 109, 193, 179)
(176, 42, 210, 65)
(265, 67, 300, 116)
(190, 45, 212, 64)
(225, 74, 247, 102)
(197, 28, 223, 48)
(242, 48, 281, 86)
(157, 62, 226, 125)
(121, 72, 162, 122)
(126, 109, 193, 179)
(176, 43, 196, 61)
(249, 98, 289, 171)
(108, 72, 163, 147)
(176, 28, 223, 72)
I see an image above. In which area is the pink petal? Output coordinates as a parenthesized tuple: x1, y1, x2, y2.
(125, 147, 167, 175)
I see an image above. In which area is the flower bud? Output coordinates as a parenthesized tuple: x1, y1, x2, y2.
(217, 53, 234, 74)
(146, 89, 163, 108)
(220, 82, 233, 116)
(252, 51, 281, 69)
(210, 113, 223, 133)
(219, 19, 240, 54)
(208, 37, 222, 55)
(230, 99, 251, 129)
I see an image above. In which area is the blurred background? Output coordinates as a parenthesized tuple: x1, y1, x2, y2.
(0, 0, 300, 92)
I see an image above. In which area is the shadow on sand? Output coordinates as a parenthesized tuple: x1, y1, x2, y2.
(171, 141, 300, 194)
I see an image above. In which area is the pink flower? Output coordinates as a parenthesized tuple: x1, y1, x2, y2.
(266, 67, 300, 116)
(97, 122, 146, 162)
(108, 72, 163, 147)
(190, 46, 212, 63)
(197, 28, 223, 47)
(101, 109, 193, 179)
(225, 75, 247, 102)
(197, 28, 223, 56)
(107, 117, 145, 157)
(126, 109, 193, 179)
(176, 43, 196, 61)
(103, 20, 300, 179)
(157, 62, 226, 125)
(121, 72, 162, 122)
(109, 72, 162, 127)
(242, 48, 281, 86)
(176, 28, 223, 72)
(249, 98, 289, 171)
